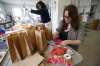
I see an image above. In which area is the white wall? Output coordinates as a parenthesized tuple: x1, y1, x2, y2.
(51, 0, 72, 33)
(58, 0, 71, 23)
(50, 0, 72, 33)
(50, 0, 58, 33)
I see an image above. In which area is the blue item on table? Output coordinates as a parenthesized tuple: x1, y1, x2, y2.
(0, 41, 7, 51)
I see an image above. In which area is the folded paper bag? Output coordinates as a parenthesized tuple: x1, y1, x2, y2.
(13, 53, 44, 66)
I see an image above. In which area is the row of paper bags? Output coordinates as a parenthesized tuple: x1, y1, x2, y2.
(7, 23, 52, 62)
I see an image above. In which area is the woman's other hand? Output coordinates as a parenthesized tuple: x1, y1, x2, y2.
(60, 40, 81, 46)
(53, 32, 59, 40)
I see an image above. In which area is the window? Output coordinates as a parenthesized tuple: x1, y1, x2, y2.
(0, 8, 5, 22)
(12, 8, 22, 17)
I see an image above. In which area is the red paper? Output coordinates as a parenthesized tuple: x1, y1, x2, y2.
(54, 38, 63, 45)
(51, 47, 67, 56)
(47, 56, 72, 66)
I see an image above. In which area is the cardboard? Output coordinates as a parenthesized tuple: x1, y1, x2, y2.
(13, 53, 44, 66)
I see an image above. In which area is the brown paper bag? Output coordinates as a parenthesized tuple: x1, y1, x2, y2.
(23, 31, 34, 54)
(17, 32, 31, 59)
(25, 28, 36, 48)
(35, 30, 47, 52)
(35, 23, 53, 40)
(7, 33, 21, 62)
(44, 28, 53, 40)
(13, 33, 24, 60)
(7, 31, 35, 62)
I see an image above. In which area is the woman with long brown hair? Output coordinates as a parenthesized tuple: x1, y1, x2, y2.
(54, 5, 83, 50)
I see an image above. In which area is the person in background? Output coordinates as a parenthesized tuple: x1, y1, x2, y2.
(53, 5, 83, 50)
(31, 1, 51, 29)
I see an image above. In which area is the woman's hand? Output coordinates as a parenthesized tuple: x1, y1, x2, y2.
(53, 32, 59, 40)
(60, 40, 69, 46)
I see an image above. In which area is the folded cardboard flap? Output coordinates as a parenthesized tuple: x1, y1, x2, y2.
(13, 53, 44, 66)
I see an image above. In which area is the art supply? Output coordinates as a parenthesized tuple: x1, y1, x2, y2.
(64, 54, 71, 60)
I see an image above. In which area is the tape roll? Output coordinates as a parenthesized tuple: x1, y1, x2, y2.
(64, 54, 71, 60)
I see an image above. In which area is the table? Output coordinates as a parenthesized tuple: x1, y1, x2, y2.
(0, 51, 6, 63)
(0, 41, 83, 66)
(0, 51, 11, 66)
(44, 41, 83, 66)
(0, 41, 8, 66)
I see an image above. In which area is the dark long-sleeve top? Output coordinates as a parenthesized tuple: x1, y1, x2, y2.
(31, 8, 51, 23)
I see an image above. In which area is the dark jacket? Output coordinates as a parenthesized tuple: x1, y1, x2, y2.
(31, 8, 51, 23)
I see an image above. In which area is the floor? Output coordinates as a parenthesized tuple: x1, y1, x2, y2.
(78, 29, 100, 66)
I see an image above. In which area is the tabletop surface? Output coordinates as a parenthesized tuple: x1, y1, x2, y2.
(45, 41, 83, 66)
(0, 41, 83, 66)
